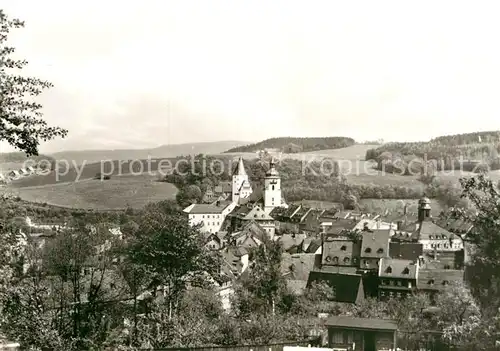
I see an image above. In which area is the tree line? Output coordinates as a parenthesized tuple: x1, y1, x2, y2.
(224, 137, 355, 153)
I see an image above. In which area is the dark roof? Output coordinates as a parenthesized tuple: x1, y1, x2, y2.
(293, 206, 311, 221)
(379, 258, 418, 279)
(418, 221, 454, 240)
(325, 316, 398, 331)
(323, 219, 357, 235)
(360, 229, 391, 258)
(417, 269, 463, 290)
(308, 271, 364, 304)
(281, 253, 321, 281)
(322, 236, 360, 266)
(389, 242, 423, 261)
(282, 204, 301, 218)
(305, 238, 322, 253)
(214, 181, 232, 194)
(433, 217, 473, 235)
(279, 233, 307, 252)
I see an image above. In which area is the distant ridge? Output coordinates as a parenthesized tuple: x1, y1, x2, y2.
(48, 141, 250, 165)
(224, 137, 356, 153)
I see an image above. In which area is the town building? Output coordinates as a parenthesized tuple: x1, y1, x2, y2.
(183, 200, 236, 234)
(378, 258, 418, 300)
(325, 316, 398, 350)
(263, 158, 286, 214)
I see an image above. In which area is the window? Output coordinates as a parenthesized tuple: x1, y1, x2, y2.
(341, 245, 347, 251)
(428, 279, 435, 285)
(272, 185, 275, 191)
(343, 257, 350, 264)
(429, 235, 433, 239)
(397, 292, 402, 298)
(365, 248, 372, 253)
(377, 248, 384, 254)
(381, 291, 385, 297)
(332, 331, 343, 343)
(332, 256, 339, 264)
(386, 266, 392, 274)
(403, 267, 410, 274)
(442, 280, 449, 285)
(397, 280, 402, 286)
(444, 264, 450, 269)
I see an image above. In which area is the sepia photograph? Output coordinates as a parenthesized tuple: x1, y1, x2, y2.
(1, 1, 499, 350)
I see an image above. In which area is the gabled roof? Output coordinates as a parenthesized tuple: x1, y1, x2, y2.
(308, 270, 364, 304)
(281, 253, 321, 281)
(417, 269, 463, 290)
(389, 242, 423, 261)
(237, 220, 267, 242)
(278, 233, 307, 252)
(379, 258, 418, 279)
(214, 181, 232, 194)
(323, 219, 357, 235)
(304, 238, 322, 253)
(243, 205, 274, 221)
(360, 229, 391, 258)
(325, 316, 398, 331)
(418, 221, 454, 240)
(184, 202, 231, 214)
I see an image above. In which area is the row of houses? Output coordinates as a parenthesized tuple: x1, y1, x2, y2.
(0, 165, 39, 184)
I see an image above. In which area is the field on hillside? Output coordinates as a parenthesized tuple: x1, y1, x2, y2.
(7, 173, 177, 210)
(359, 198, 445, 215)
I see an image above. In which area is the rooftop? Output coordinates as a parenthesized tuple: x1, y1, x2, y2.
(360, 229, 391, 258)
(379, 258, 418, 279)
(325, 316, 398, 331)
(185, 202, 231, 214)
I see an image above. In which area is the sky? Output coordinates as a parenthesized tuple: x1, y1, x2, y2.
(1, 1, 500, 153)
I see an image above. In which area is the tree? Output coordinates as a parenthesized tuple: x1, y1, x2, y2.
(459, 174, 500, 312)
(176, 184, 202, 207)
(127, 202, 220, 320)
(240, 239, 285, 316)
(0, 10, 67, 156)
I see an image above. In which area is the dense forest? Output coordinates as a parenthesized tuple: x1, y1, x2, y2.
(365, 131, 500, 174)
(224, 137, 355, 153)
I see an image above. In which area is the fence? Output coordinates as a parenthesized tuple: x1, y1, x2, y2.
(141, 337, 322, 351)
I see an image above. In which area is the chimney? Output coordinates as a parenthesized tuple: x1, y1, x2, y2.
(397, 221, 402, 230)
(216, 200, 221, 207)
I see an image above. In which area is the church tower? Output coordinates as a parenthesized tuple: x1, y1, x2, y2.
(264, 158, 282, 214)
(232, 157, 252, 203)
(418, 196, 431, 222)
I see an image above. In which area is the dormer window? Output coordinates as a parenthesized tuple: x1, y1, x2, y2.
(365, 248, 372, 253)
(403, 267, 410, 274)
(377, 248, 384, 254)
(442, 280, 448, 285)
(385, 266, 392, 274)
(332, 256, 339, 264)
(341, 245, 347, 251)
(343, 257, 350, 264)
(442, 235, 446, 239)
(428, 279, 434, 285)
(429, 235, 433, 239)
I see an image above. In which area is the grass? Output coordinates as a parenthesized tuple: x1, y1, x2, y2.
(8, 173, 178, 210)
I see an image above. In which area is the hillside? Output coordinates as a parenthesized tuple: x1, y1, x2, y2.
(49, 140, 249, 165)
(9, 173, 178, 210)
(224, 137, 355, 153)
(0, 152, 56, 171)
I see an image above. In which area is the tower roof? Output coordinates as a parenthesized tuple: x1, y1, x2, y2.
(265, 157, 279, 177)
(233, 157, 247, 176)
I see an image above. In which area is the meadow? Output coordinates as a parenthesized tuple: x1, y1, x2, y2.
(7, 173, 177, 210)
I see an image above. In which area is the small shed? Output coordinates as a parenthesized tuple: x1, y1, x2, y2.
(325, 316, 398, 351)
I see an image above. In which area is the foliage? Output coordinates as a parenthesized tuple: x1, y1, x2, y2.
(225, 137, 356, 153)
(0, 10, 67, 156)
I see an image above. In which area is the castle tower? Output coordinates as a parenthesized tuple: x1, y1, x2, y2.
(418, 196, 431, 222)
(232, 157, 252, 203)
(264, 157, 281, 214)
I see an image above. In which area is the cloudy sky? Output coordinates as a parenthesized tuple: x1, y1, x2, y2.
(1, 1, 500, 153)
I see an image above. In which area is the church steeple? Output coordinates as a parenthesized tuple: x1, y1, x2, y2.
(418, 196, 431, 222)
(233, 157, 247, 176)
(232, 157, 252, 203)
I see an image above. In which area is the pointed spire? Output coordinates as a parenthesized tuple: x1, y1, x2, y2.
(233, 157, 247, 176)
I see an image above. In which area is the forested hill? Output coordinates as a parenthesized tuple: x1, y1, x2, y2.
(224, 137, 356, 153)
(365, 131, 500, 161)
